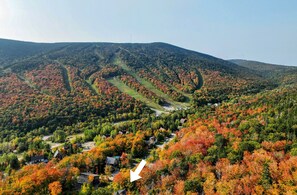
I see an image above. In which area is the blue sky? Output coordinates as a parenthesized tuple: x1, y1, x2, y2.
(0, 0, 297, 66)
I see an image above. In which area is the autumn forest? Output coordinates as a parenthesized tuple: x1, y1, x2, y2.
(0, 39, 297, 194)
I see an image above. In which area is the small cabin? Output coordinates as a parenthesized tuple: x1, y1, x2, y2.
(149, 136, 157, 145)
(53, 150, 64, 160)
(114, 189, 126, 195)
(214, 103, 220, 107)
(28, 155, 48, 164)
(63, 144, 70, 151)
(106, 156, 120, 166)
(180, 118, 187, 124)
(77, 172, 100, 186)
(145, 136, 158, 148)
(76, 143, 83, 148)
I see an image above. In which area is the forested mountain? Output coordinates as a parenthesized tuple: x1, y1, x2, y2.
(230, 59, 297, 84)
(230, 59, 295, 73)
(0, 39, 271, 141)
(1, 39, 297, 194)
(0, 39, 67, 68)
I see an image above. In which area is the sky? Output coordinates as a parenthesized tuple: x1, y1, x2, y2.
(0, 0, 297, 66)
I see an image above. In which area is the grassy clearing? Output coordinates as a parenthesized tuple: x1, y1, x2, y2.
(85, 79, 101, 95)
(113, 58, 189, 108)
(60, 65, 72, 92)
(170, 85, 193, 102)
(107, 77, 165, 111)
(16, 74, 47, 94)
(55, 60, 73, 92)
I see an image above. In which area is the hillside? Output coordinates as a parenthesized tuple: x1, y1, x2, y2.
(1, 39, 297, 194)
(230, 59, 297, 84)
(1, 76, 296, 194)
(124, 84, 297, 194)
(0, 38, 67, 69)
(0, 39, 270, 140)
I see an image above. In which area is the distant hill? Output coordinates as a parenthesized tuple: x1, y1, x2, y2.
(0, 39, 291, 138)
(0, 38, 67, 68)
(230, 59, 297, 84)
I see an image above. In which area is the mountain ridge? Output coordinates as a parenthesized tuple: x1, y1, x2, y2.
(0, 38, 285, 140)
(230, 59, 297, 85)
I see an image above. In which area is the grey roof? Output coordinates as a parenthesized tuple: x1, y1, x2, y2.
(77, 172, 99, 184)
(180, 118, 187, 124)
(106, 157, 118, 165)
(77, 176, 89, 184)
(53, 150, 60, 158)
(80, 172, 99, 177)
(114, 189, 126, 195)
(31, 155, 45, 161)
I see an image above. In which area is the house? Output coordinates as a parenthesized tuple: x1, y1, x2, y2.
(77, 172, 100, 186)
(214, 103, 220, 107)
(149, 136, 157, 144)
(63, 143, 70, 151)
(82, 141, 96, 152)
(108, 170, 120, 181)
(28, 155, 48, 164)
(76, 143, 83, 148)
(106, 156, 120, 166)
(53, 150, 64, 160)
(114, 189, 126, 195)
(159, 127, 166, 131)
(180, 118, 187, 124)
(149, 136, 157, 145)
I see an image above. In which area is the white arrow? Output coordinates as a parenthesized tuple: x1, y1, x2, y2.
(130, 159, 147, 182)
